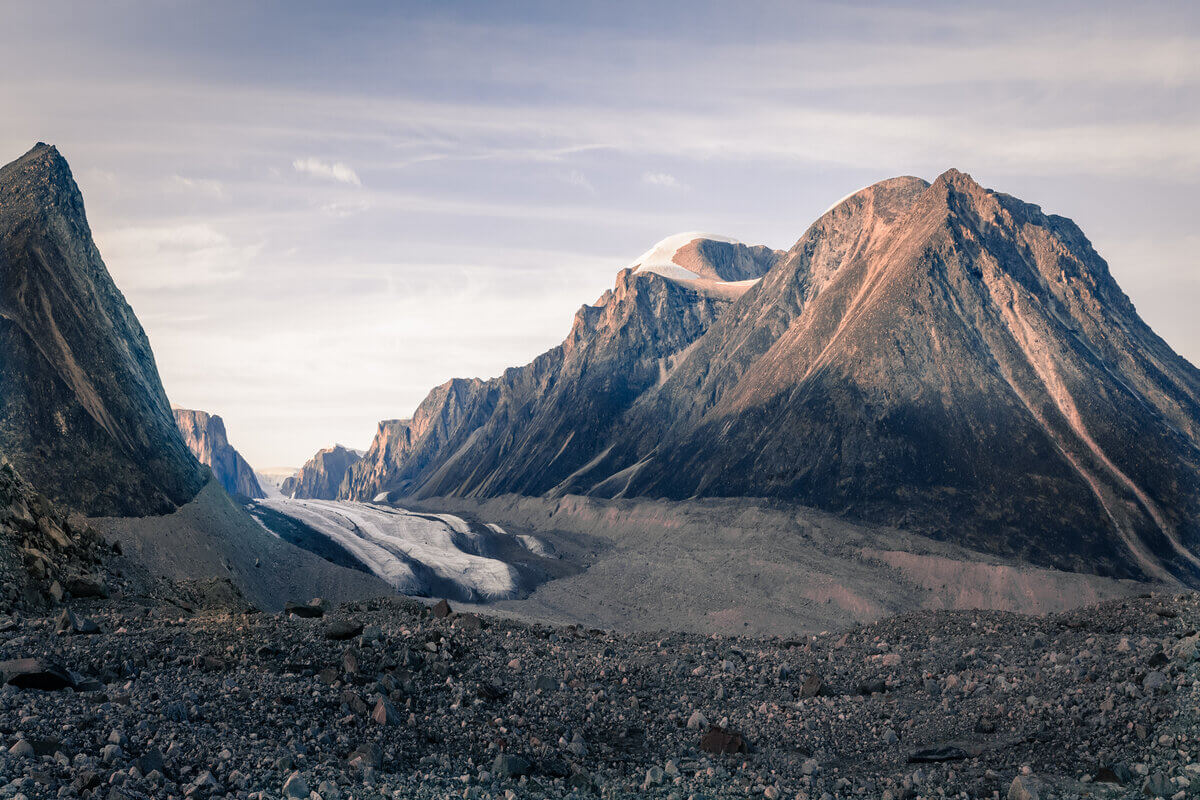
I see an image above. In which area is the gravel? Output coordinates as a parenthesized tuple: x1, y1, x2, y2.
(0, 591, 1196, 798)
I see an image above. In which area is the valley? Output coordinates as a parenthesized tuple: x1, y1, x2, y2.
(0, 139, 1197, 799)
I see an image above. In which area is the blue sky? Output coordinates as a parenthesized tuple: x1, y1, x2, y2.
(2, 1, 1198, 467)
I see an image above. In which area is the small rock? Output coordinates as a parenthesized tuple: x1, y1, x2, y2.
(325, 618, 363, 640)
(492, 753, 532, 778)
(908, 744, 973, 763)
(372, 696, 401, 725)
(432, 599, 452, 618)
(282, 771, 309, 799)
(349, 742, 383, 770)
(799, 674, 823, 698)
(699, 725, 748, 755)
(687, 710, 708, 730)
(285, 600, 324, 618)
(56, 608, 100, 635)
(1008, 774, 1040, 800)
(8, 739, 34, 758)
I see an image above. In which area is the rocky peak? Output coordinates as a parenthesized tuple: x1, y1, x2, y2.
(173, 409, 264, 500)
(0, 144, 207, 515)
(281, 444, 362, 500)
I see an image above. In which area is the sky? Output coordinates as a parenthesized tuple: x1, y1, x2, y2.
(1, 1, 1198, 468)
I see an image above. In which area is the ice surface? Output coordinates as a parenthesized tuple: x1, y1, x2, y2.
(256, 498, 530, 600)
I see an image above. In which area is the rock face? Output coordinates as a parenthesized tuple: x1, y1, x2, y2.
(342, 242, 778, 501)
(0, 144, 206, 515)
(346, 177, 1200, 584)
(173, 408, 264, 499)
(0, 457, 110, 613)
(281, 444, 361, 500)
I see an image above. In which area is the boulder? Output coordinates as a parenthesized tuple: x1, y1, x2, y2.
(699, 725, 748, 755)
(0, 657, 75, 690)
(492, 753, 532, 778)
(285, 600, 325, 618)
(325, 618, 363, 640)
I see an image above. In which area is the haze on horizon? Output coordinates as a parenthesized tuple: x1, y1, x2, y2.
(1, 0, 1197, 468)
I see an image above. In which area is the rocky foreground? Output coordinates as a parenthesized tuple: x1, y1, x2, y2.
(0, 592, 1197, 800)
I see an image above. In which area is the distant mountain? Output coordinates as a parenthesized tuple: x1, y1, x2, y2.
(173, 408, 264, 499)
(282, 444, 362, 499)
(0, 144, 206, 515)
(342, 235, 782, 502)
(254, 467, 298, 499)
(348, 178, 1200, 584)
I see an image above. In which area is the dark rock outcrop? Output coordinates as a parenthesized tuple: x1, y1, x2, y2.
(0, 458, 110, 612)
(0, 144, 205, 515)
(281, 444, 361, 500)
(173, 408, 264, 499)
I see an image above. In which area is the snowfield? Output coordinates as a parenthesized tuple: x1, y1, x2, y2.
(254, 498, 550, 601)
(629, 231, 740, 281)
(628, 231, 762, 299)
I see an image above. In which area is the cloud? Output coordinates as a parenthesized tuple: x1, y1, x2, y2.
(292, 157, 362, 186)
(642, 171, 682, 189)
(560, 169, 595, 192)
(96, 222, 260, 290)
(170, 174, 225, 198)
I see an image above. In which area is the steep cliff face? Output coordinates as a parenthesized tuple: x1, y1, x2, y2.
(173, 409, 264, 499)
(0, 144, 206, 515)
(281, 444, 361, 499)
(341, 239, 777, 502)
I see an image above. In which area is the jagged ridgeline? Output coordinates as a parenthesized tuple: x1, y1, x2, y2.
(0, 144, 206, 515)
(346, 175, 1200, 585)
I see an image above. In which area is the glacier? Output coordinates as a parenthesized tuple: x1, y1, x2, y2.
(254, 498, 551, 601)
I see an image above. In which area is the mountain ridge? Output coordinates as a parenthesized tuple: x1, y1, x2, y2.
(347, 171, 1200, 584)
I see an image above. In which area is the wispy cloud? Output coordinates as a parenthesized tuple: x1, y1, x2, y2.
(642, 171, 682, 189)
(96, 223, 260, 290)
(170, 175, 225, 198)
(292, 157, 362, 186)
(560, 169, 595, 192)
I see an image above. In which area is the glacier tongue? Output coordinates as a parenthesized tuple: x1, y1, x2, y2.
(255, 498, 548, 601)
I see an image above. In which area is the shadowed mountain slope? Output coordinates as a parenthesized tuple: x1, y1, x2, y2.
(0, 144, 205, 515)
(282, 444, 361, 499)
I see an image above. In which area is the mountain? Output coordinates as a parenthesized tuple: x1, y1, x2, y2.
(254, 467, 298, 499)
(348, 176, 1200, 585)
(281, 444, 361, 499)
(0, 144, 206, 515)
(173, 408, 265, 499)
(342, 235, 782, 502)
